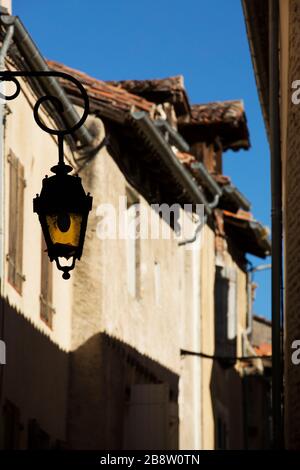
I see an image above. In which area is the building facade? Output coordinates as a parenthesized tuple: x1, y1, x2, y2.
(0, 6, 270, 450)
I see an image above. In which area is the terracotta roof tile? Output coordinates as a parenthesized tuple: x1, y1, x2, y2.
(189, 100, 247, 126)
(212, 174, 231, 186)
(223, 210, 271, 258)
(47, 60, 155, 114)
(176, 151, 206, 183)
(106, 75, 191, 117)
(178, 100, 250, 151)
(176, 151, 197, 166)
(254, 343, 272, 356)
(223, 209, 254, 221)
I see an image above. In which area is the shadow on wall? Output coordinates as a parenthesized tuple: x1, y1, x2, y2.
(0, 296, 179, 450)
(210, 359, 244, 450)
(210, 264, 242, 449)
(68, 332, 179, 450)
(0, 295, 69, 449)
(210, 357, 271, 450)
(210, 269, 271, 450)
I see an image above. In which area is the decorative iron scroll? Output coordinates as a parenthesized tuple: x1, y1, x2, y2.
(0, 70, 89, 137)
(0, 70, 92, 280)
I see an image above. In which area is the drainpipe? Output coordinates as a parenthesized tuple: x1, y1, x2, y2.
(0, 7, 14, 405)
(178, 168, 222, 246)
(129, 111, 212, 214)
(243, 263, 272, 356)
(269, 0, 283, 449)
(0, 21, 14, 293)
(178, 215, 207, 247)
(0, 14, 95, 149)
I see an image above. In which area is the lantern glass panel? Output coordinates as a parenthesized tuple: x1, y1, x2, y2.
(46, 212, 83, 248)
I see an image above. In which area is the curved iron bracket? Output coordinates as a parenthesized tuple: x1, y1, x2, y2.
(0, 70, 89, 137)
(0, 70, 91, 280)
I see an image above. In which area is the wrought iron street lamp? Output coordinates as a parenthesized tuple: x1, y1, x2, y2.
(0, 70, 93, 279)
(33, 135, 92, 279)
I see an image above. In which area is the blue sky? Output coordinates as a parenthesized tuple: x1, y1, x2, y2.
(12, 0, 271, 318)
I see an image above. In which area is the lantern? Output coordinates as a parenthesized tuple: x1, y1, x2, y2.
(0, 69, 93, 279)
(33, 160, 92, 280)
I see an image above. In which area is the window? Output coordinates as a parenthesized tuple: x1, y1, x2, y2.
(40, 234, 55, 328)
(226, 268, 237, 341)
(126, 187, 140, 298)
(214, 266, 237, 356)
(7, 150, 25, 294)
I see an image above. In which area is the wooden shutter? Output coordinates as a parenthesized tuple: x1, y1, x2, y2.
(7, 150, 25, 294)
(126, 187, 141, 299)
(215, 266, 237, 357)
(215, 266, 229, 352)
(225, 267, 237, 341)
(40, 234, 54, 328)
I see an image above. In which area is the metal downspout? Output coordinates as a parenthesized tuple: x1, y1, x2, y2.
(0, 22, 14, 292)
(0, 14, 95, 149)
(269, 0, 284, 449)
(243, 264, 272, 356)
(129, 111, 212, 213)
(0, 16, 14, 406)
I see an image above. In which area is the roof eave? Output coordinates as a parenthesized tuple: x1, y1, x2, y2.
(241, 0, 270, 136)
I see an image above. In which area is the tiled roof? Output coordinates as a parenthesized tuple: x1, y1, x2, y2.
(223, 210, 271, 258)
(190, 100, 247, 127)
(178, 100, 250, 151)
(176, 153, 241, 196)
(47, 60, 249, 151)
(254, 343, 272, 357)
(107, 75, 191, 117)
(47, 60, 155, 116)
(47, 60, 267, 257)
(223, 209, 254, 221)
(176, 151, 209, 187)
(253, 314, 271, 327)
(176, 151, 196, 166)
(212, 174, 231, 186)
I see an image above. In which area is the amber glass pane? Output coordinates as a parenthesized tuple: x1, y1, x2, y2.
(46, 213, 82, 247)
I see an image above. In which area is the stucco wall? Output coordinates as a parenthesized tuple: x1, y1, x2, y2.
(3, 75, 73, 350)
(0, 74, 73, 447)
(68, 117, 202, 449)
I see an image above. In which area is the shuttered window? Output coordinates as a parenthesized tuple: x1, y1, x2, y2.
(7, 150, 25, 294)
(214, 266, 237, 357)
(40, 234, 54, 329)
(215, 266, 228, 348)
(226, 268, 237, 341)
(126, 187, 141, 299)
